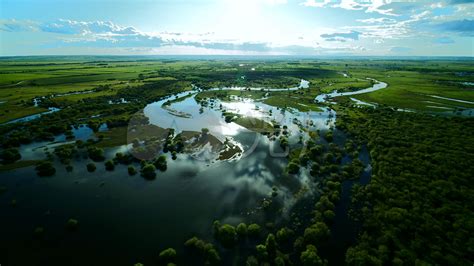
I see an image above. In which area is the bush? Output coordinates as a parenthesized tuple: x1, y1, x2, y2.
(87, 147, 105, 162)
(248, 223, 261, 237)
(35, 161, 56, 177)
(66, 218, 79, 231)
(276, 227, 294, 244)
(288, 161, 300, 174)
(87, 163, 96, 172)
(1, 148, 21, 164)
(141, 164, 156, 179)
(159, 248, 177, 262)
(128, 166, 137, 175)
(154, 155, 167, 171)
(303, 222, 330, 245)
(105, 160, 115, 171)
(236, 223, 248, 238)
(216, 224, 237, 248)
(300, 245, 323, 266)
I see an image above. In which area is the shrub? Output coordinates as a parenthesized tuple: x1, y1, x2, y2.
(35, 161, 56, 177)
(1, 148, 21, 164)
(128, 165, 137, 175)
(105, 160, 115, 171)
(141, 164, 156, 179)
(288, 161, 300, 174)
(66, 218, 79, 231)
(159, 248, 177, 262)
(87, 147, 105, 162)
(300, 245, 323, 266)
(236, 223, 248, 238)
(216, 224, 237, 248)
(154, 155, 167, 171)
(87, 163, 96, 172)
(248, 223, 261, 237)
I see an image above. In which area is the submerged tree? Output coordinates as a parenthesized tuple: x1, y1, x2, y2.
(87, 162, 97, 172)
(141, 164, 156, 179)
(35, 161, 56, 177)
(154, 155, 167, 171)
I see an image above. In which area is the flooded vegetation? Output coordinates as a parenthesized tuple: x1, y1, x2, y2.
(0, 57, 473, 265)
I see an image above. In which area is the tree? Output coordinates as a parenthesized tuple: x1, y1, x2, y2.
(323, 210, 335, 222)
(66, 218, 79, 231)
(236, 223, 248, 238)
(35, 161, 56, 177)
(303, 222, 330, 245)
(87, 163, 96, 172)
(216, 224, 237, 248)
(105, 160, 115, 171)
(288, 161, 300, 174)
(300, 245, 323, 266)
(87, 147, 105, 161)
(276, 227, 294, 245)
(141, 164, 156, 179)
(159, 248, 177, 262)
(154, 155, 167, 171)
(256, 244, 268, 260)
(345, 246, 382, 266)
(128, 165, 137, 175)
(248, 223, 261, 237)
(265, 233, 277, 257)
(1, 148, 21, 164)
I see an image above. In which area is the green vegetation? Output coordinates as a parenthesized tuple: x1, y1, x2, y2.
(0, 148, 21, 163)
(232, 116, 274, 133)
(141, 164, 156, 179)
(153, 155, 167, 172)
(86, 162, 97, 172)
(66, 218, 79, 231)
(336, 106, 474, 265)
(35, 161, 56, 177)
(128, 165, 137, 175)
(105, 160, 115, 171)
(0, 160, 40, 171)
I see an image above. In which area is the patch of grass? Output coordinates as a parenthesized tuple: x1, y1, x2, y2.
(0, 160, 43, 171)
(94, 127, 128, 148)
(233, 116, 274, 133)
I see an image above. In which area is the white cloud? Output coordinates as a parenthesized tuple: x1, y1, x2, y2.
(302, 0, 399, 16)
(300, 0, 331, 7)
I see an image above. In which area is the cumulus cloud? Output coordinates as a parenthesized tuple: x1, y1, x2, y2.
(320, 31, 360, 42)
(345, 11, 431, 39)
(301, 0, 398, 16)
(301, 0, 331, 7)
(0, 19, 336, 55)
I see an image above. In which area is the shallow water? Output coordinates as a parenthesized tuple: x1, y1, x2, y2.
(3, 107, 61, 125)
(315, 79, 388, 103)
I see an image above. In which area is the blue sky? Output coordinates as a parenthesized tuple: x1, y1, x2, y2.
(0, 0, 473, 56)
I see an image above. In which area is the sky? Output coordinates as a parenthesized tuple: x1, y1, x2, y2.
(0, 0, 473, 56)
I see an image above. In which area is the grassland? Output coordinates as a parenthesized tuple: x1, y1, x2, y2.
(0, 57, 472, 125)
